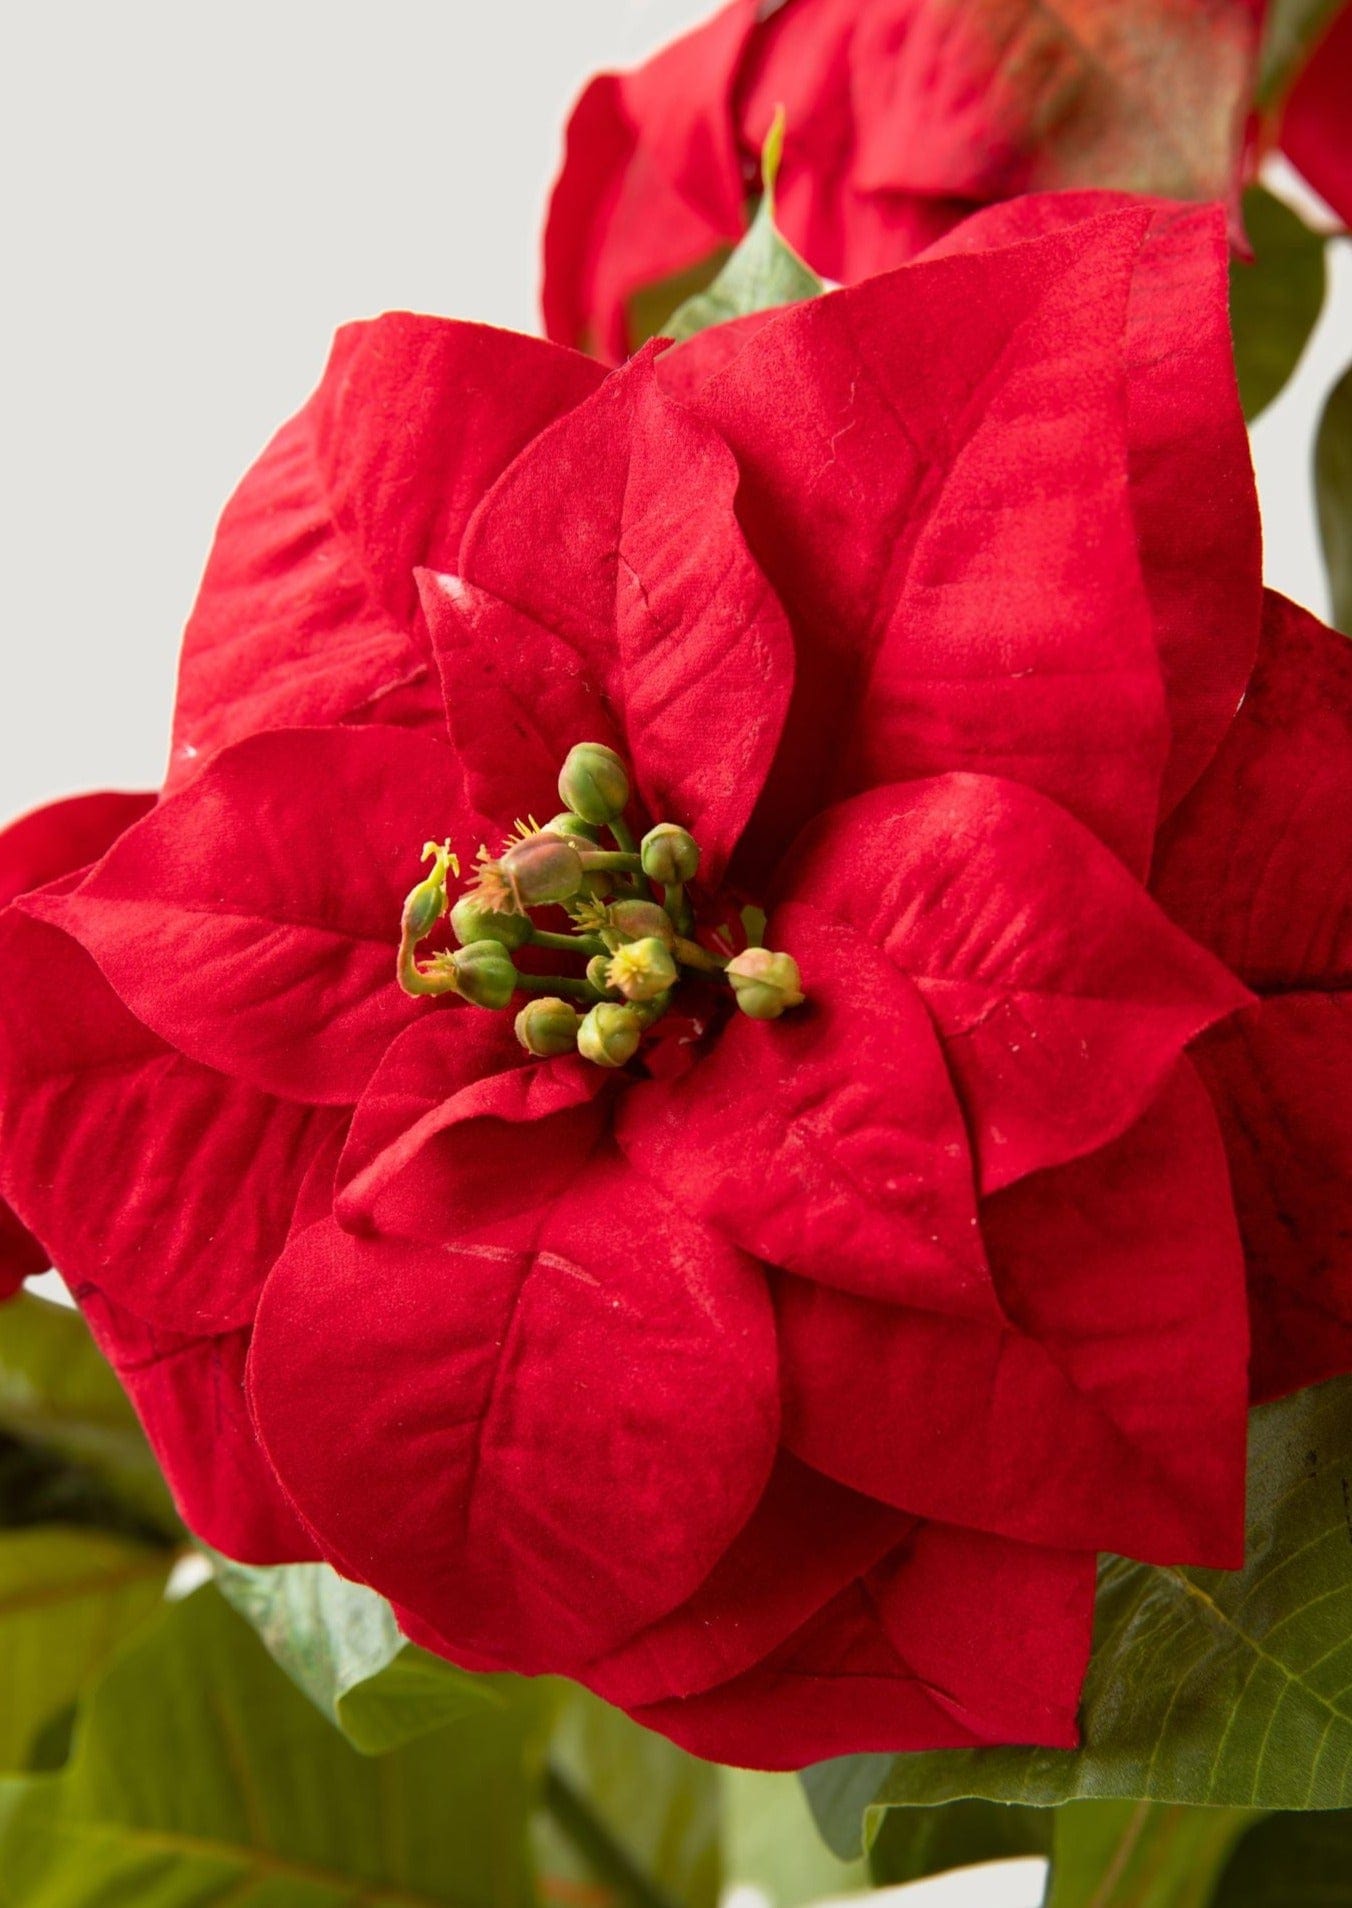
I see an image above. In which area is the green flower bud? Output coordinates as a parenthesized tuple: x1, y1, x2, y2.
(577, 1001, 642, 1068)
(400, 839, 455, 939)
(607, 937, 678, 1003)
(726, 948, 805, 1021)
(586, 955, 623, 1000)
(558, 742, 630, 826)
(544, 811, 601, 844)
(515, 996, 582, 1057)
(602, 899, 676, 949)
(449, 940, 517, 1011)
(450, 894, 532, 950)
(498, 832, 585, 909)
(640, 823, 700, 885)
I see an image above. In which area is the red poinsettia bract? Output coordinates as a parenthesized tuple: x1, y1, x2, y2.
(0, 197, 1347, 1768)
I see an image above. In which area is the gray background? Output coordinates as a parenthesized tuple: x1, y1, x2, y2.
(0, 10, 1346, 1904)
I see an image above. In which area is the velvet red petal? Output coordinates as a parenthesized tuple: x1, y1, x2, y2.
(171, 316, 603, 784)
(458, 350, 794, 880)
(417, 575, 625, 833)
(249, 1153, 778, 1671)
(0, 790, 155, 906)
(541, 1, 755, 360)
(336, 1010, 611, 1240)
(629, 1526, 1096, 1767)
(782, 776, 1248, 1193)
(76, 1283, 317, 1564)
(0, 910, 344, 1338)
(620, 902, 992, 1316)
(30, 727, 474, 1105)
(776, 1062, 1248, 1567)
(0, 1205, 44, 1296)
(582, 1454, 912, 1710)
(1280, 2, 1352, 224)
(921, 194, 1260, 814)
(684, 210, 1169, 875)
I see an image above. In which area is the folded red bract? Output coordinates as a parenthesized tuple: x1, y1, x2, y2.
(0, 194, 1348, 1770)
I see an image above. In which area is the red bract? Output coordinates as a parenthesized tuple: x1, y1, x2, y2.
(1277, 2, 1352, 223)
(542, 0, 1269, 362)
(0, 197, 1345, 1768)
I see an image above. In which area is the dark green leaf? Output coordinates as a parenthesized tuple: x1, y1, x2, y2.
(1230, 187, 1327, 421)
(0, 1585, 547, 1907)
(536, 1686, 721, 1908)
(1211, 1808, 1352, 1903)
(213, 1554, 499, 1754)
(1315, 361, 1352, 635)
(1045, 1801, 1255, 1908)
(0, 1294, 178, 1539)
(870, 1799, 1050, 1890)
(1256, 0, 1344, 106)
(804, 1378, 1352, 1857)
(0, 1528, 169, 1772)
(666, 111, 823, 344)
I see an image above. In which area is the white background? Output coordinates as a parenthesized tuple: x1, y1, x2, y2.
(1, 8, 1347, 1905)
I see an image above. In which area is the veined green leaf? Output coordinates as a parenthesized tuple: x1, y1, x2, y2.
(1315, 361, 1352, 635)
(0, 1527, 169, 1771)
(803, 1378, 1352, 1858)
(0, 1294, 177, 1538)
(666, 110, 823, 343)
(212, 1554, 499, 1754)
(1231, 186, 1327, 421)
(1044, 1801, 1255, 1908)
(870, 1799, 1050, 1892)
(1211, 1808, 1352, 1903)
(0, 1586, 546, 1907)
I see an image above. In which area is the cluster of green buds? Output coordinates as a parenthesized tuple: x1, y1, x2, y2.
(396, 742, 805, 1066)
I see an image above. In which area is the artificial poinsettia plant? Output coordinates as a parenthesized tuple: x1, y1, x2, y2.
(0, 2, 1349, 1906)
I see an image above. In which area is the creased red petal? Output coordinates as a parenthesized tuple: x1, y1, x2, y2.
(0, 790, 155, 907)
(542, 2, 756, 360)
(171, 316, 603, 783)
(249, 1151, 778, 1671)
(0, 1203, 45, 1295)
(629, 1526, 1096, 1767)
(782, 775, 1248, 1193)
(335, 1010, 610, 1239)
(1152, 591, 1352, 991)
(777, 1062, 1248, 1568)
(921, 193, 1260, 813)
(582, 1453, 912, 1710)
(1195, 999, 1352, 1405)
(0, 910, 343, 1337)
(459, 349, 794, 879)
(76, 1283, 316, 1564)
(683, 209, 1169, 874)
(417, 574, 625, 831)
(620, 902, 991, 1315)
(29, 727, 474, 1105)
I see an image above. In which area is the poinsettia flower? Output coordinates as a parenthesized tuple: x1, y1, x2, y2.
(2, 195, 1344, 1769)
(0, 789, 154, 1296)
(543, 0, 1272, 361)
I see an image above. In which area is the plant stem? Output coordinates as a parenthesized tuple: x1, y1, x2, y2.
(578, 850, 643, 875)
(529, 928, 606, 957)
(514, 974, 600, 1002)
(540, 1764, 682, 1908)
(673, 936, 727, 973)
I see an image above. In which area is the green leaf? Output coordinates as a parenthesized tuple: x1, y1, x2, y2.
(1315, 362, 1352, 635)
(1230, 187, 1328, 422)
(1211, 1808, 1352, 1903)
(1255, 0, 1344, 106)
(535, 1687, 720, 1908)
(803, 1377, 1352, 1857)
(721, 1768, 868, 1907)
(666, 110, 823, 344)
(212, 1554, 499, 1754)
(0, 1585, 547, 1907)
(870, 1799, 1050, 1891)
(0, 1294, 178, 1539)
(1045, 1801, 1255, 1908)
(0, 1527, 170, 1772)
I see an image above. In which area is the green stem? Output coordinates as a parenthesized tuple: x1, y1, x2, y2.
(607, 816, 638, 857)
(578, 850, 643, 875)
(663, 883, 694, 936)
(514, 973, 601, 1003)
(540, 1765, 682, 1908)
(529, 928, 606, 957)
(673, 935, 727, 973)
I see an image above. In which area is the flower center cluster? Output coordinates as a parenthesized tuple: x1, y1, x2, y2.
(396, 743, 805, 1066)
